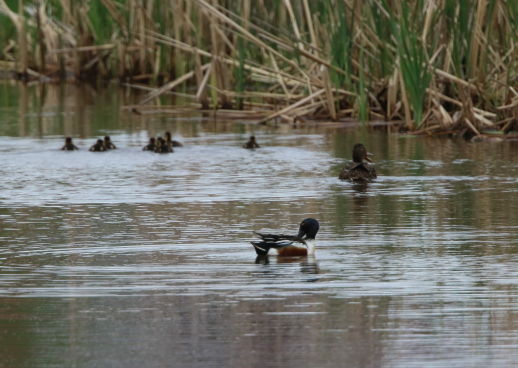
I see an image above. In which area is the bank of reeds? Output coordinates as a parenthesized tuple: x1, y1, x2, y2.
(2, 0, 518, 136)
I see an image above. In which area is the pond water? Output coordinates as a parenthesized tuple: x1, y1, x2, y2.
(1, 83, 518, 367)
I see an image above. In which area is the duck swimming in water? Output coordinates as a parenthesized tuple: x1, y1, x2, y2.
(154, 137, 173, 153)
(165, 132, 183, 147)
(339, 143, 377, 181)
(61, 137, 78, 151)
(89, 139, 108, 152)
(243, 135, 260, 149)
(252, 218, 319, 256)
(104, 136, 117, 149)
(143, 137, 156, 151)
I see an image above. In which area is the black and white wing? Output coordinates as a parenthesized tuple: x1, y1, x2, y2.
(251, 232, 305, 255)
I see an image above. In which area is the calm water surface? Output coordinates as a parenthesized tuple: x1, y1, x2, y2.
(1, 83, 518, 367)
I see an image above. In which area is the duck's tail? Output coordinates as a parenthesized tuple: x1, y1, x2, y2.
(251, 242, 270, 255)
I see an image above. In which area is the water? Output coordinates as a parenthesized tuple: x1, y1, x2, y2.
(1, 83, 518, 367)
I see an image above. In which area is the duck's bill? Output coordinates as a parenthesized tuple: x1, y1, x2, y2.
(297, 228, 307, 239)
(366, 153, 373, 163)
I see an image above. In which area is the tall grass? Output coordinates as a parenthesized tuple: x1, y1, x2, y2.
(444, 0, 473, 79)
(504, 0, 518, 87)
(357, 47, 368, 125)
(386, 0, 437, 129)
(329, 0, 353, 91)
(234, 36, 246, 110)
(1, 0, 518, 134)
(368, 1, 394, 77)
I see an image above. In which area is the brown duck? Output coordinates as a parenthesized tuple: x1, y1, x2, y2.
(338, 143, 377, 181)
(104, 136, 117, 149)
(165, 132, 183, 147)
(243, 136, 260, 149)
(154, 137, 173, 153)
(89, 139, 108, 152)
(61, 137, 79, 151)
(143, 137, 156, 151)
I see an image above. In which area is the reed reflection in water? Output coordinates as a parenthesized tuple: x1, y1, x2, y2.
(1, 83, 518, 367)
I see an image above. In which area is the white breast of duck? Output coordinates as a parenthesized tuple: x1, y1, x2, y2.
(305, 238, 316, 255)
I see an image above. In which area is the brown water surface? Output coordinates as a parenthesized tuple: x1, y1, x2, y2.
(1, 83, 518, 367)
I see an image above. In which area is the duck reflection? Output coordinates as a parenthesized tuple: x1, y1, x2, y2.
(254, 255, 319, 278)
(295, 256, 319, 276)
(351, 182, 369, 221)
(255, 255, 270, 265)
(352, 181, 369, 194)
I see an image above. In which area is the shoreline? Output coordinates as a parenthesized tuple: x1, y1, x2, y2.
(1, 79, 516, 142)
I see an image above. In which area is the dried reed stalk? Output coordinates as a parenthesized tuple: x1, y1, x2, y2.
(194, 50, 210, 109)
(138, 63, 210, 105)
(257, 89, 326, 124)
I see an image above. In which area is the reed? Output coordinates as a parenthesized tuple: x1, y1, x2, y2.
(1, 0, 518, 136)
(234, 36, 246, 110)
(357, 47, 368, 125)
(329, 0, 353, 91)
(386, 0, 437, 130)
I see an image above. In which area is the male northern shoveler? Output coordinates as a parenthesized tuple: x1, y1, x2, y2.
(243, 135, 260, 149)
(104, 136, 117, 149)
(252, 218, 319, 256)
(89, 139, 108, 152)
(61, 137, 78, 151)
(338, 143, 377, 181)
(154, 137, 173, 153)
(165, 132, 183, 147)
(143, 137, 156, 151)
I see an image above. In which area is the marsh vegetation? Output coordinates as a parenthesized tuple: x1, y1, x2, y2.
(2, 0, 518, 137)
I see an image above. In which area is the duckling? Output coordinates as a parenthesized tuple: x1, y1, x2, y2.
(143, 137, 157, 151)
(338, 143, 377, 181)
(89, 139, 108, 152)
(165, 132, 183, 147)
(154, 137, 173, 153)
(104, 136, 117, 149)
(252, 218, 319, 256)
(243, 135, 260, 149)
(61, 137, 79, 151)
